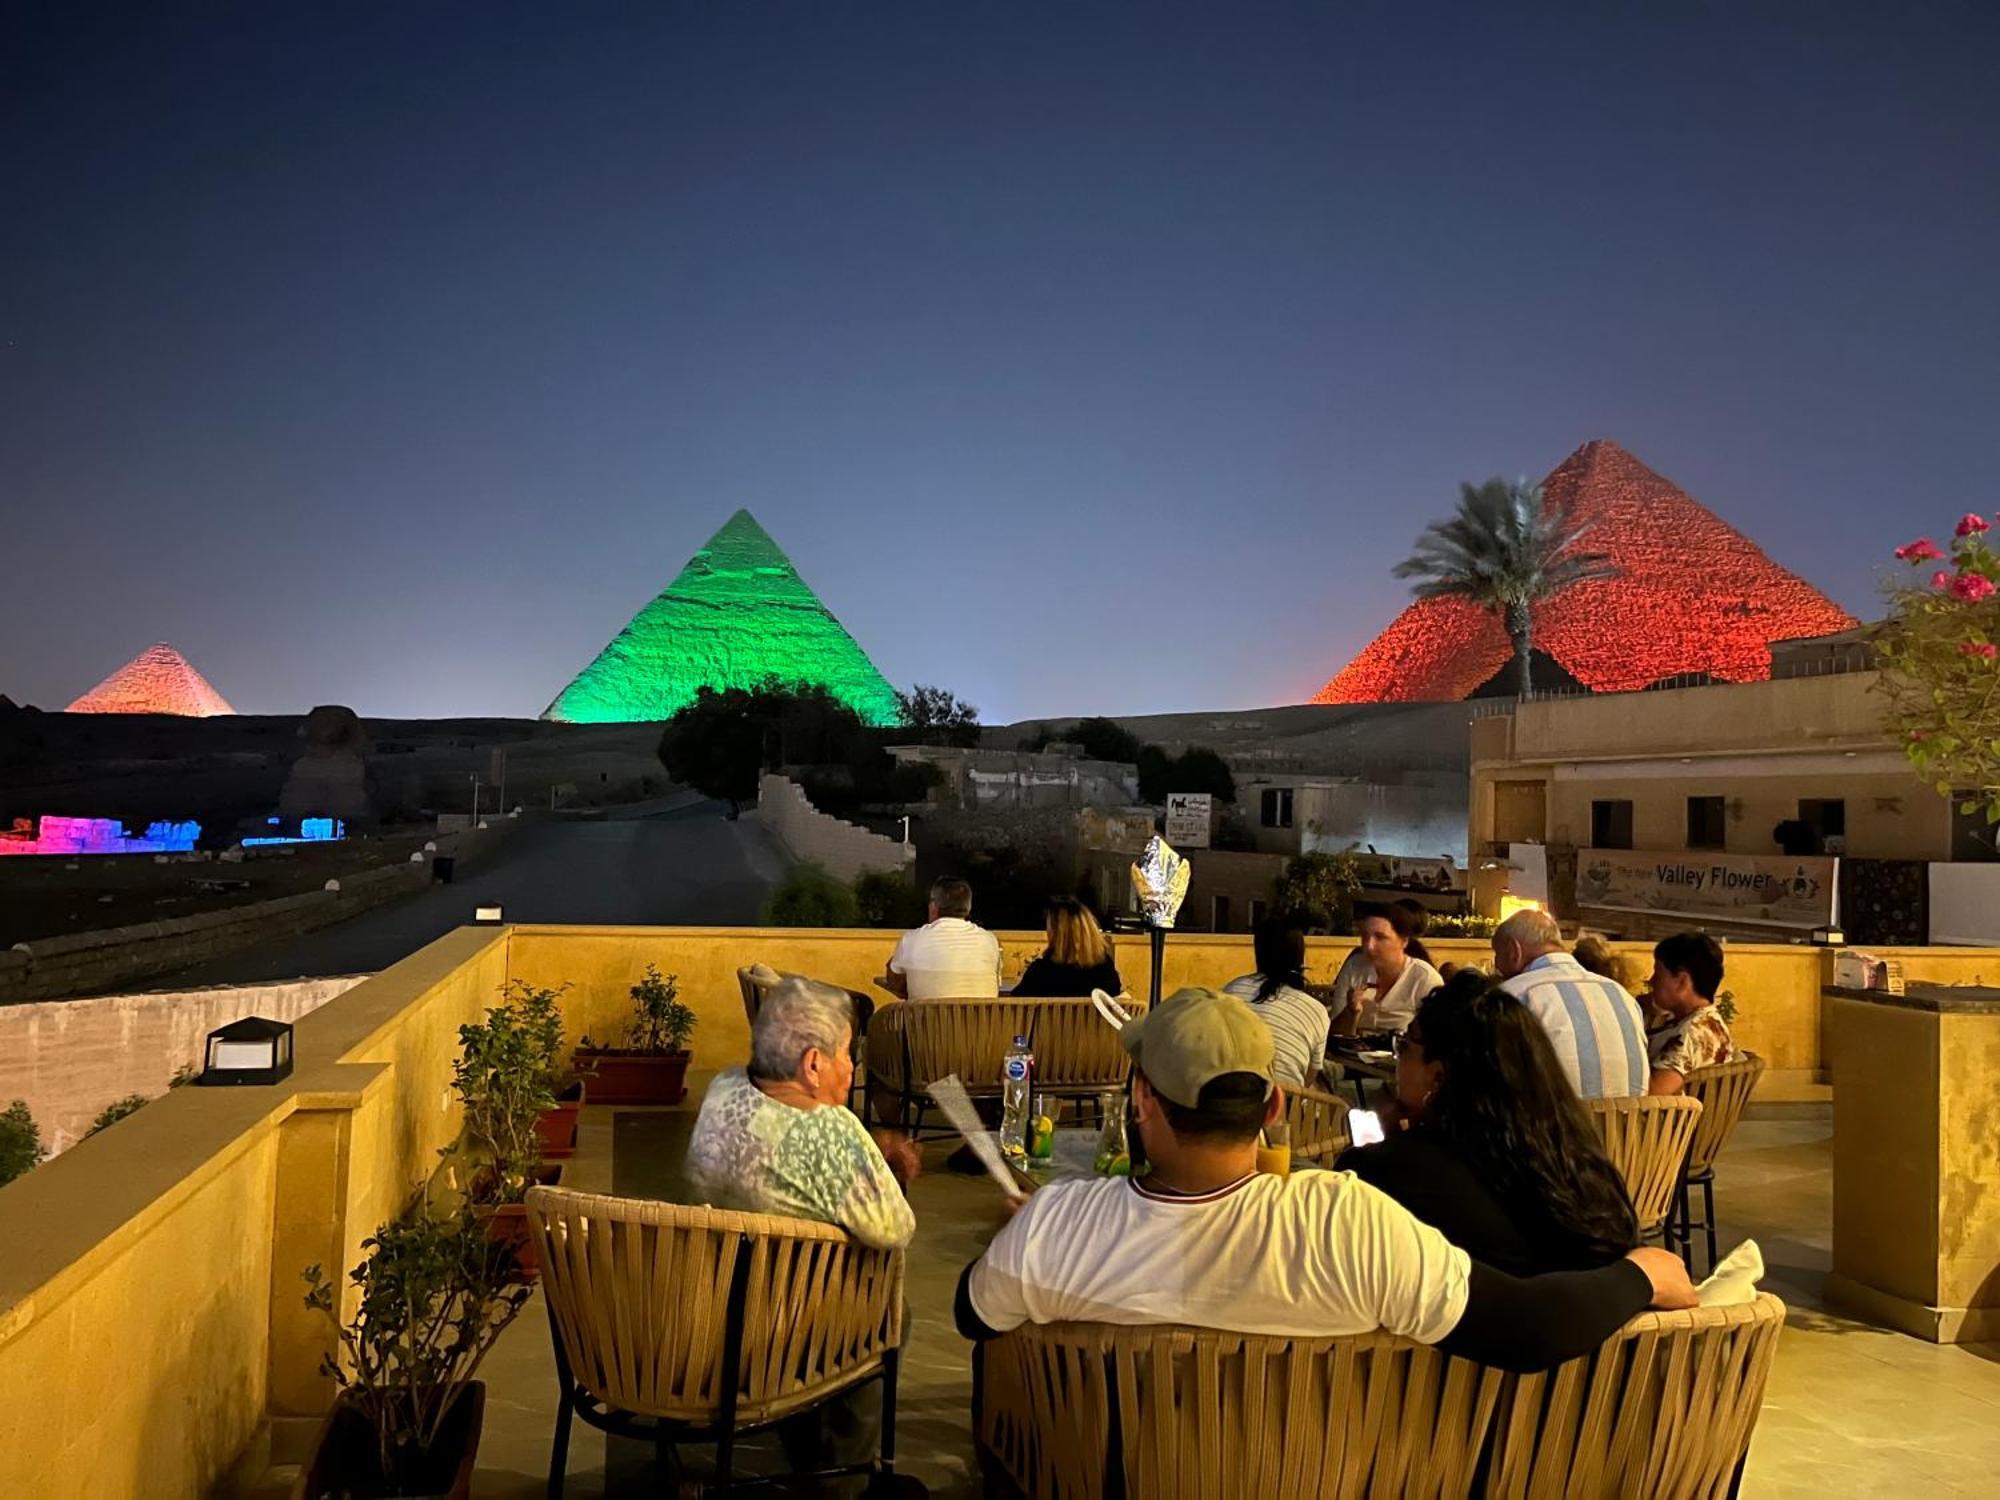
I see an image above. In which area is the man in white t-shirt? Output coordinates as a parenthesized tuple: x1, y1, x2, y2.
(882, 877, 1002, 1000)
(956, 987, 1693, 1372)
(1492, 909, 1648, 1100)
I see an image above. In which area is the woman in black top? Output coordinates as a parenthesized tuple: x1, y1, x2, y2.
(1011, 896, 1123, 997)
(1335, 970, 1639, 1275)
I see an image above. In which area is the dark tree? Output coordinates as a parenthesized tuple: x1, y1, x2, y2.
(1138, 744, 1236, 804)
(657, 680, 869, 809)
(894, 684, 982, 747)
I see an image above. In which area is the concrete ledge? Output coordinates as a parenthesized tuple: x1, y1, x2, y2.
(1824, 1272, 2000, 1345)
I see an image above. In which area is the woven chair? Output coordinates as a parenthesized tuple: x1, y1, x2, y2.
(976, 1321, 1505, 1500)
(527, 1186, 905, 1497)
(1282, 1080, 1353, 1165)
(1671, 1054, 1766, 1274)
(1484, 1294, 1786, 1499)
(1025, 996, 1145, 1100)
(1583, 1096, 1703, 1240)
(894, 999, 1041, 1135)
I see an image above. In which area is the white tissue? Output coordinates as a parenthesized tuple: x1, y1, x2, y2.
(1696, 1238, 1764, 1307)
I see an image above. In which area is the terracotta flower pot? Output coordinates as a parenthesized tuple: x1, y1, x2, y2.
(476, 1163, 563, 1280)
(534, 1079, 586, 1160)
(294, 1381, 485, 1500)
(571, 1047, 691, 1105)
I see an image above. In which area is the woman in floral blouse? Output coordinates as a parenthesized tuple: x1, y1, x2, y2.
(1645, 932, 1735, 1094)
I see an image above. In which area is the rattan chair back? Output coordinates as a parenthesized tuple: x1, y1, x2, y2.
(527, 1187, 904, 1427)
(1283, 1081, 1354, 1165)
(1025, 996, 1145, 1089)
(1680, 1054, 1764, 1178)
(1583, 1095, 1703, 1235)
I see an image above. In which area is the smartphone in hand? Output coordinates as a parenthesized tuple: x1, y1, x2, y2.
(1347, 1108, 1385, 1147)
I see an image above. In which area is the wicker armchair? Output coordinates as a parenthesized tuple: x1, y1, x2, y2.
(528, 1186, 906, 1497)
(1282, 1080, 1354, 1165)
(1583, 1095, 1703, 1239)
(1672, 1054, 1766, 1273)
(976, 1296, 1786, 1500)
(977, 1321, 1502, 1500)
(1485, 1294, 1786, 1499)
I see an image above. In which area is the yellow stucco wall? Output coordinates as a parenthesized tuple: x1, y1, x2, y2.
(5, 918, 1995, 1494)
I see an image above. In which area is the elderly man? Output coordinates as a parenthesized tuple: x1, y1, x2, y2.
(881, 876, 1002, 1000)
(955, 987, 1694, 1373)
(687, 976, 919, 1250)
(1492, 909, 1647, 1099)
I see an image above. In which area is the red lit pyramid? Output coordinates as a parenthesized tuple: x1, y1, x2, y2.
(66, 643, 236, 716)
(1313, 441, 1856, 702)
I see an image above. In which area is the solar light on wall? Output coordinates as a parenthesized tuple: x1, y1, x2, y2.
(475, 905, 504, 923)
(1812, 926, 1846, 946)
(197, 1017, 294, 1086)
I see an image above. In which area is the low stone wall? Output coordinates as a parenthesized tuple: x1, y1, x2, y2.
(758, 773, 914, 882)
(0, 976, 367, 1153)
(0, 821, 517, 1004)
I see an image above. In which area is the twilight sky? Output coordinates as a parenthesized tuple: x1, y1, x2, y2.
(4, 2, 1996, 723)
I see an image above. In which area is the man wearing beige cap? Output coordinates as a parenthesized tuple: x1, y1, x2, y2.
(955, 987, 1694, 1372)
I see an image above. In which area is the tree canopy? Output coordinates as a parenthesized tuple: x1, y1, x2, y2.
(895, 684, 981, 747)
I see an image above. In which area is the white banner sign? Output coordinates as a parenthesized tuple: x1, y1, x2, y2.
(1164, 793, 1212, 849)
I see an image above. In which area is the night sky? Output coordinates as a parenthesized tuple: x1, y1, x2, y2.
(5, 3, 1996, 722)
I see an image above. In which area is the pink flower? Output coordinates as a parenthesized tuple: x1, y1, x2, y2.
(1896, 538, 1945, 562)
(1933, 570, 1953, 589)
(1909, 730, 1929, 742)
(1950, 572, 1997, 602)
(1959, 641, 1999, 659)
(1957, 513, 1992, 538)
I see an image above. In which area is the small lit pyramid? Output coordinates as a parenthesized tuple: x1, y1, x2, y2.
(67, 643, 236, 716)
(542, 510, 901, 724)
(1312, 441, 1856, 702)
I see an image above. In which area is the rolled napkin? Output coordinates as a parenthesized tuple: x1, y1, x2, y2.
(1696, 1238, 1764, 1306)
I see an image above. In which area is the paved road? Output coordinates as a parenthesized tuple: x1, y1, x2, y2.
(155, 800, 790, 986)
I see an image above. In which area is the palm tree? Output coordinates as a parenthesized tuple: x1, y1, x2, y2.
(1394, 478, 1618, 697)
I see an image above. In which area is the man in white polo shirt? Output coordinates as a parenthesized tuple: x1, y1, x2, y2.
(882, 877, 1002, 1001)
(1492, 909, 1648, 1099)
(955, 987, 1693, 1372)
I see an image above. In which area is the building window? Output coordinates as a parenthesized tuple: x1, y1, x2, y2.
(1687, 796, 1727, 850)
(1260, 788, 1293, 829)
(1591, 800, 1634, 850)
(1247, 898, 1267, 928)
(1799, 798, 1846, 842)
(1212, 894, 1232, 932)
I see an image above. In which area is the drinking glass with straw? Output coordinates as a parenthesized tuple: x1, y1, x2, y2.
(1256, 1119, 1291, 1178)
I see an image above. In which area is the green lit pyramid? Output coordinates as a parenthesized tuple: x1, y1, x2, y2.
(541, 509, 902, 724)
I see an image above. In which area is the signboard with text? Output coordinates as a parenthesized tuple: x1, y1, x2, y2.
(1576, 849, 1838, 930)
(1164, 793, 1213, 849)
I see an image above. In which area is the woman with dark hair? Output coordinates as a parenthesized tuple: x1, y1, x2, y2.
(1222, 916, 1331, 1088)
(1335, 970, 1640, 1274)
(1330, 900, 1443, 1036)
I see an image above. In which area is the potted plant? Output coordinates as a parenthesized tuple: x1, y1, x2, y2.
(298, 1198, 529, 1499)
(452, 994, 561, 1273)
(572, 964, 697, 1104)
(501, 980, 586, 1160)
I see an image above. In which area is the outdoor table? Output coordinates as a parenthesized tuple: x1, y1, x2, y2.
(1325, 1041, 1396, 1106)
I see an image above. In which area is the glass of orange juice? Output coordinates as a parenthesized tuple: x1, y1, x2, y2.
(1256, 1120, 1292, 1178)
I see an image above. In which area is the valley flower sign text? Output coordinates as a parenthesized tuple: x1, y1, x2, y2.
(1577, 849, 1838, 930)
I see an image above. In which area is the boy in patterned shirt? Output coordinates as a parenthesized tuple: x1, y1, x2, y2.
(1645, 932, 1736, 1095)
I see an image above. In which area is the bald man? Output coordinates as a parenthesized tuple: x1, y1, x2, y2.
(1491, 910, 1647, 1099)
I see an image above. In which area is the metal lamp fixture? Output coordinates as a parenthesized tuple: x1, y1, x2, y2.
(197, 1016, 295, 1086)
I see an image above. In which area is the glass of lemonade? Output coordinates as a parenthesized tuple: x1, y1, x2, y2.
(1256, 1119, 1292, 1178)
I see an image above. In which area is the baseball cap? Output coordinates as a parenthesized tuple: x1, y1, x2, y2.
(1119, 986, 1275, 1108)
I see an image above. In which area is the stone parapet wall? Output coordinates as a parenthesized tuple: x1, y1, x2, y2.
(758, 774, 914, 882)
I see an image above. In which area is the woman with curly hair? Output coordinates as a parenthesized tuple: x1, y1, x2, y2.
(1335, 969, 1639, 1274)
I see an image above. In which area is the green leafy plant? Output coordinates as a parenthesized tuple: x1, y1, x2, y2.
(1426, 913, 1498, 938)
(624, 964, 696, 1055)
(762, 862, 861, 927)
(1880, 516, 2000, 825)
(84, 1094, 151, 1137)
(853, 868, 924, 927)
(452, 989, 559, 1204)
(1274, 852, 1363, 933)
(1715, 988, 1738, 1025)
(303, 1196, 530, 1491)
(0, 1100, 45, 1187)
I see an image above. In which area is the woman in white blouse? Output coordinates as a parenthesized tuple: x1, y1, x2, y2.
(1331, 901, 1443, 1036)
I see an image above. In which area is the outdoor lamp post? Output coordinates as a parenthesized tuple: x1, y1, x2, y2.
(196, 1016, 295, 1086)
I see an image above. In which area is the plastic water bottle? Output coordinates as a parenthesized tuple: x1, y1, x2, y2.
(1000, 1034, 1034, 1165)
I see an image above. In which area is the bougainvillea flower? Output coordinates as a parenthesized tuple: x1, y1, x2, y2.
(1949, 572, 1997, 602)
(1897, 537, 1946, 562)
(1933, 570, 1953, 589)
(1956, 513, 1991, 538)
(1958, 641, 1999, 659)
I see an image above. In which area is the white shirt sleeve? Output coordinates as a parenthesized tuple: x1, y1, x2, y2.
(888, 928, 913, 976)
(966, 1194, 1043, 1333)
(1322, 1176, 1471, 1346)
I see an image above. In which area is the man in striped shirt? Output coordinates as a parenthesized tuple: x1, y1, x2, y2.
(1492, 910, 1647, 1099)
